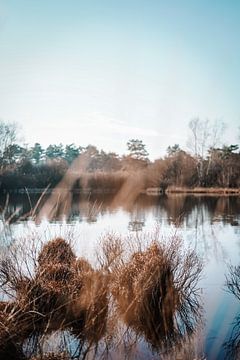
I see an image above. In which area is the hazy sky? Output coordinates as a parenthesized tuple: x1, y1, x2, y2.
(0, 0, 239, 159)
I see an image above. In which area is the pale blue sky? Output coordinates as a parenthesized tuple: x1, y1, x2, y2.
(0, 0, 239, 158)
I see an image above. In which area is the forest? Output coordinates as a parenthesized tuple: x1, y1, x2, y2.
(0, 119, 240, 193)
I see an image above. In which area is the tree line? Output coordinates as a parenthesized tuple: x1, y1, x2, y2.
(0, 119, 239, 192)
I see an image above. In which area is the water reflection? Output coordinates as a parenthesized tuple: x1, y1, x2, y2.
(128, 207, 146, 232)
(128, 220, 145, 232)
(1, 193, 240, 358)
(225, 265, 240, 359)
(0, 193, 240, 226)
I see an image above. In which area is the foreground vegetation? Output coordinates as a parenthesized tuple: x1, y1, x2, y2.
(0, 232, 203, 359)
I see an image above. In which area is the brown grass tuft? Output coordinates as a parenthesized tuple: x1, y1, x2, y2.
(37, 237, 76, 268)
(67, 269, 109, 342)
(0, 301, 15, 313)
(111, 239, 202, 349)
(73, 257, 93, 274)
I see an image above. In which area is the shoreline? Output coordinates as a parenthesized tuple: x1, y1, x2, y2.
(0, 186, 240, 196)
(165, 186, 240, 195)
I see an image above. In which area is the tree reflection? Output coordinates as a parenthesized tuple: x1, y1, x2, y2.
(225, 265, 240, 359)
(128, 220, 145, 232)
(1, 190, 240, 228)
(128, 207, 145, 232)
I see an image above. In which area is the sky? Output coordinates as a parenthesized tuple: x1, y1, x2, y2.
(0, 0, 239, 159)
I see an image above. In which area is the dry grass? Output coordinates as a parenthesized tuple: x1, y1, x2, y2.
(110, 236, 203, 351)
(37, 237, 76, 268)
(68, 270, 108, 342)
(0, 232, 203, 359)
(0, 236, 109, 358)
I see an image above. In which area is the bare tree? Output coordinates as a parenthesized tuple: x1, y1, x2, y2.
(0, 120, 19, 158)
(187, 118, 225, 185)
(0, 120, 18, 150)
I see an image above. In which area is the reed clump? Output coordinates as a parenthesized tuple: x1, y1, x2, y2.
(0, 300, 15, 313)
(111, 238, 202, 349)
(73, 257, 94, 273)
(60, 255, 109, 342)
(68, 270, 109, 342)
(37, 237, 76, 268)
(0, 236, 110, 358)
(11, 239, 77, 334)
(0, 303, 30, 359)
(0, 233, 202, 358)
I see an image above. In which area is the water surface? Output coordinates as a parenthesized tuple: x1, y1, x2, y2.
(1, 193, 240, 359)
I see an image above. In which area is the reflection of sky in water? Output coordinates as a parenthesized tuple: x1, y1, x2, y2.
(1, 196, 240, 358)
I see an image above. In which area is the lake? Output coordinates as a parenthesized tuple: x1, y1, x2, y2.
(0, 193, 240, 359)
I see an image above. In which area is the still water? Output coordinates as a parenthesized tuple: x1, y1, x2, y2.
(1, 193, 240, 359)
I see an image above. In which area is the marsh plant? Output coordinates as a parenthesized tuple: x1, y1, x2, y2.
(0, 230, 203, 359)
(107, 234, 203, 352)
